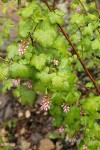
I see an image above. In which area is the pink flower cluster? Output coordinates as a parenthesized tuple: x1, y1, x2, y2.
(18, 39, 29, 55)
(61, 103, 69, 113)
(76, 6, 81, 13)
(27, 81, 33, 89)
(13, 79, 20, 86)
(83, 145, 88, 150)
(40, 94, 51, 111)
(58, 126, 65, 133)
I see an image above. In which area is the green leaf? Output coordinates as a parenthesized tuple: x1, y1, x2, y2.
(86, 82, 94, 88)
(81, 116, 89, 126)
(20, 2, 39, 18)
(1, 0, 8, 3)
(51, 92, 64, 105)
(30, 54, 47, 70)
(36, 72, 51, 84)
(0, 35, 4, 47)
(49, 133, 61, 139)
(54, 35, 68, 54)
(20, 86, 36, 105)
(68, 121, 80, 137)
(7, 44, 18, 59)
(83, 96, 100, 113)
(81, 37, 92, 50)
(32, 9, 44, 23)
(53, 116, 63, 127)
(70, 13, 84, 25)
(50, 105, 63, 118)
(65, 91, 80, 105)
(64, 106, 80, 125)
(83, 23, 94, 36)
(18, 19, 34, 38)
(10, 63, 35, 79)
(88, 13, 97, 20)
(34, 28, 57, 47)
(52, 76, 64, 90)
(0, 64, 9, 82)
(48, 12, 64, 25)
(58, 58, 72, 71)
(70, 33, 80, 43)
(92, 39, 100, 50)
(2, 79, 13, 94)
(3, 26, 9, 38)
(18, 0, 21, 5)
(54, 9, 64, 16)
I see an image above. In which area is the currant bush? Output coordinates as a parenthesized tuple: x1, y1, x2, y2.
(0, 0, 100, 149)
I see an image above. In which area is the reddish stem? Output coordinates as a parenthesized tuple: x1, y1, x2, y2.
(43, 0, 100, 94)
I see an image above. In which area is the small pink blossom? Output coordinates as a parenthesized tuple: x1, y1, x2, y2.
(41, 95, 51, 111)
(76, 6, 81, 13)
(18, 40, 29, 56)
(58, 126, 65, 133)
(61, 103, 69, 113)
(27, 81, 33, 89)
(83, 145, 88, 150)
(13, 79, 20, 86)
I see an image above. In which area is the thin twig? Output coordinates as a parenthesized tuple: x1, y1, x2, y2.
(29, 34, 34, 46)
(78, 27, 84, 59)
(58, 25, 100, 94)
(52, 0, 56, 10)
(29, 23, 38, 46)
(94, 136, 100, 141)
(0, 57, 10, 63)
(79, 0, 87, 14)
(94, 0, 98, 10)
(94, 0, 100, 17)
(0, 52, 7, 57)
(43, 0, 100, 94)
(76, 83, 98, 95)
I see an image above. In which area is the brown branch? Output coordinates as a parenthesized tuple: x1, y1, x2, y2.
(78, 0, 87, 14)
(94, 0, 100, 17)
(52, 0, 56, 10)
(43, 0, 100, 94)
(94, 0, 98, 10)
(29, 34, 34, 46)
(76, 83, 98, 95)
(29, 23, 38, 46)
(0, 57, 10, 63)
(58, 26, 100, 94)
(94, 136, 100, 141)
(0, 52, 7, 57)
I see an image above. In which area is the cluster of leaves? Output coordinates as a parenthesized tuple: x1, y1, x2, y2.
(70, 0, 100, 70)
(0, 0, 100, 149)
